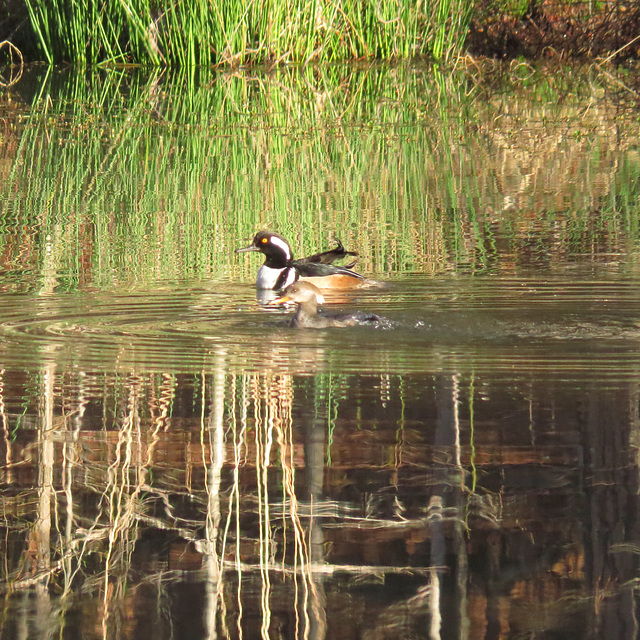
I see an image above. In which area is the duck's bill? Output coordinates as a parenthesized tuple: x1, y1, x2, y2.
(268, 295, 292, 307)
(235, 244, 260, 253)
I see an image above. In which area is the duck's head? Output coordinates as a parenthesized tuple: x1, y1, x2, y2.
(274, 281, 326, 306)
(235, 231, 293, 261)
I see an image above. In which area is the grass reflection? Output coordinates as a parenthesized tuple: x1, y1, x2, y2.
(1, 64, 640, 295)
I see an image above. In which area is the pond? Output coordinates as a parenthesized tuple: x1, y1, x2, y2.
(1, 61, 640, 639)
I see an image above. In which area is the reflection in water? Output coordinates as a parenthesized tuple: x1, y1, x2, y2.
(0, 270, 638, 640)
(0, 347, 639, 638)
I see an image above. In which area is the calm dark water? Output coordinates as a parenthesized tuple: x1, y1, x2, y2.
(1, 62, 640, 639)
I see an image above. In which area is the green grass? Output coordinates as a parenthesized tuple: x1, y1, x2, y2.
(23, 0, 474, 66)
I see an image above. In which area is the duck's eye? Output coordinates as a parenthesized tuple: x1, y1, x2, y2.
(261, 237, 268, 244)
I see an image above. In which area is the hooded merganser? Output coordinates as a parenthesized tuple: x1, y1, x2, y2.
(273, 281, 384, 328)
(236, 230, 367, 290)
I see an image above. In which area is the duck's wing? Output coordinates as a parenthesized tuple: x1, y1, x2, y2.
(314, 309, 385, 327)
(300, 240, 358, 265)
(337, 311, 382, 324)
(292, 261, 365, 280)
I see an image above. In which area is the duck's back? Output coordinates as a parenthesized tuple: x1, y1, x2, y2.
(291, 308, 381, 328)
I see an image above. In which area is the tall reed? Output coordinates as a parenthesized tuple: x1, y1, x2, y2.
(22, 0, 475, 65)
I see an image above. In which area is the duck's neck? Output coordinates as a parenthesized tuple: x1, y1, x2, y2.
(293, 299, 320, 326)
(263, 253, 291, 269)
(297, 298, 318, 316)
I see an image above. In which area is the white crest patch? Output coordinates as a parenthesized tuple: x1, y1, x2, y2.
(270, 235, 292, 260)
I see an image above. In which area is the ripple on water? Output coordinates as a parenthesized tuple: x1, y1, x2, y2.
(0, 277, 638, 378)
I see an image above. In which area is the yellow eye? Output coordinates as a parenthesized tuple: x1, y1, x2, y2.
(261, 237, 268, 244)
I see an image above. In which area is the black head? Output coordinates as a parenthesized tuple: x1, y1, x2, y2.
(235, 231, 293, 266)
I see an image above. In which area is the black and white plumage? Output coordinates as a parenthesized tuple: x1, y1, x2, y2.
(236, 231, 364, 290)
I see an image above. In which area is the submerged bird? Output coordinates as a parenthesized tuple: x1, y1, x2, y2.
(273, 281, 384, 329)
(235, 230, 368, 290)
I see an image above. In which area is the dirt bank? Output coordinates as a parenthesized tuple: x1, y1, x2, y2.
(467, 1, 640, 59)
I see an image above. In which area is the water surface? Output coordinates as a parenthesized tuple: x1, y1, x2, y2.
(1, 62, 640, 640)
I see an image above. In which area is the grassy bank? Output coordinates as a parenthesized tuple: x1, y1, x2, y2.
(21, 0, 473, 65)
(6, 1, 639, 67)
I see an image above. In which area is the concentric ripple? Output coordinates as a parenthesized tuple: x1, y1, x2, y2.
(0, 276, 639, 378)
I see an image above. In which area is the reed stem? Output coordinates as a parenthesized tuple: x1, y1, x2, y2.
(22, 0, 474, 65)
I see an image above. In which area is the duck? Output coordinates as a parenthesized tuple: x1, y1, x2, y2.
(273, 281, 384, 328)
(236, 230, 367, 290)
